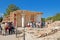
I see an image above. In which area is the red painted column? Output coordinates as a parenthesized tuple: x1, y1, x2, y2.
(14, 14, 16, 26)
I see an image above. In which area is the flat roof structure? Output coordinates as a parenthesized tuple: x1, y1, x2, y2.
(2, 10, 43, 27)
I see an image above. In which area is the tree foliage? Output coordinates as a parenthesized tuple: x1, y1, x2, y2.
(41, 18, 45, 22)
(46, 13, 60, 22)
(0, 17, 3, 22)
(4, 4, 20, 16)
(45, 16, 52, 21)
(52, 13, 60, 21)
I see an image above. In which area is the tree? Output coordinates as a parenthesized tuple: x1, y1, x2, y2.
(46, 13, 60, 22)
(53, 13, 60, 21)
(0, 17, 3, 22)
(41, 18, 45, 22)
(4, 4, 20, 16)
(45, 16, 52, 22)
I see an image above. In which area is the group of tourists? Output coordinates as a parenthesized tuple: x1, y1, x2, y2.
(0, 22, 15, 35)
(27, 22, 42, 28)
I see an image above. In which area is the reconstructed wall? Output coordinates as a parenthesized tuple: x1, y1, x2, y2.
(3, 10, 42, 27)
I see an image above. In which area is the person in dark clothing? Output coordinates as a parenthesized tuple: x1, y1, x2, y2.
(0, 24, 2, 31)
(11, 26, 15, 34)
(8, 22, 12, 34)
(9, 27, 12, 34)
(8, 22, 15, 34)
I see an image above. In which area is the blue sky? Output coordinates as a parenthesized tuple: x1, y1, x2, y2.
(0, 0, 60, 18)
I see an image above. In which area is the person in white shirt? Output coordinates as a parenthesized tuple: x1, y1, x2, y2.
(30, 22, 32, 27)
(5, 22, 9, 34)
(1, 22, 5, 35)
(36, 22, 38, 28)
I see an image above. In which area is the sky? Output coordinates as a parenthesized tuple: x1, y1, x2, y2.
(0, 0, 60, 18)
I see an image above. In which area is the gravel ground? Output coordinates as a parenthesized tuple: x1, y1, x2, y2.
(0, 27, 60, 40)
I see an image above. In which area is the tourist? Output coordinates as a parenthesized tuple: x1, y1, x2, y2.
(11, 22, 15, 34)
(30, 22, 32, 27)
(5, 22, 9, 34)
(8, 22, 15, 34)
(38, 22, 40, 28)
(1, 22, 5, 35)
(8, 22, 12, 34)
(27, 22, 30, 27)
(38, 22, 41, 28)
(32, 22, 36, 28)
(0, 23, 2, 31)
(34, 22, 36, 28)
(36, 22, 38, 28)
(32, 22, 34, 28)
